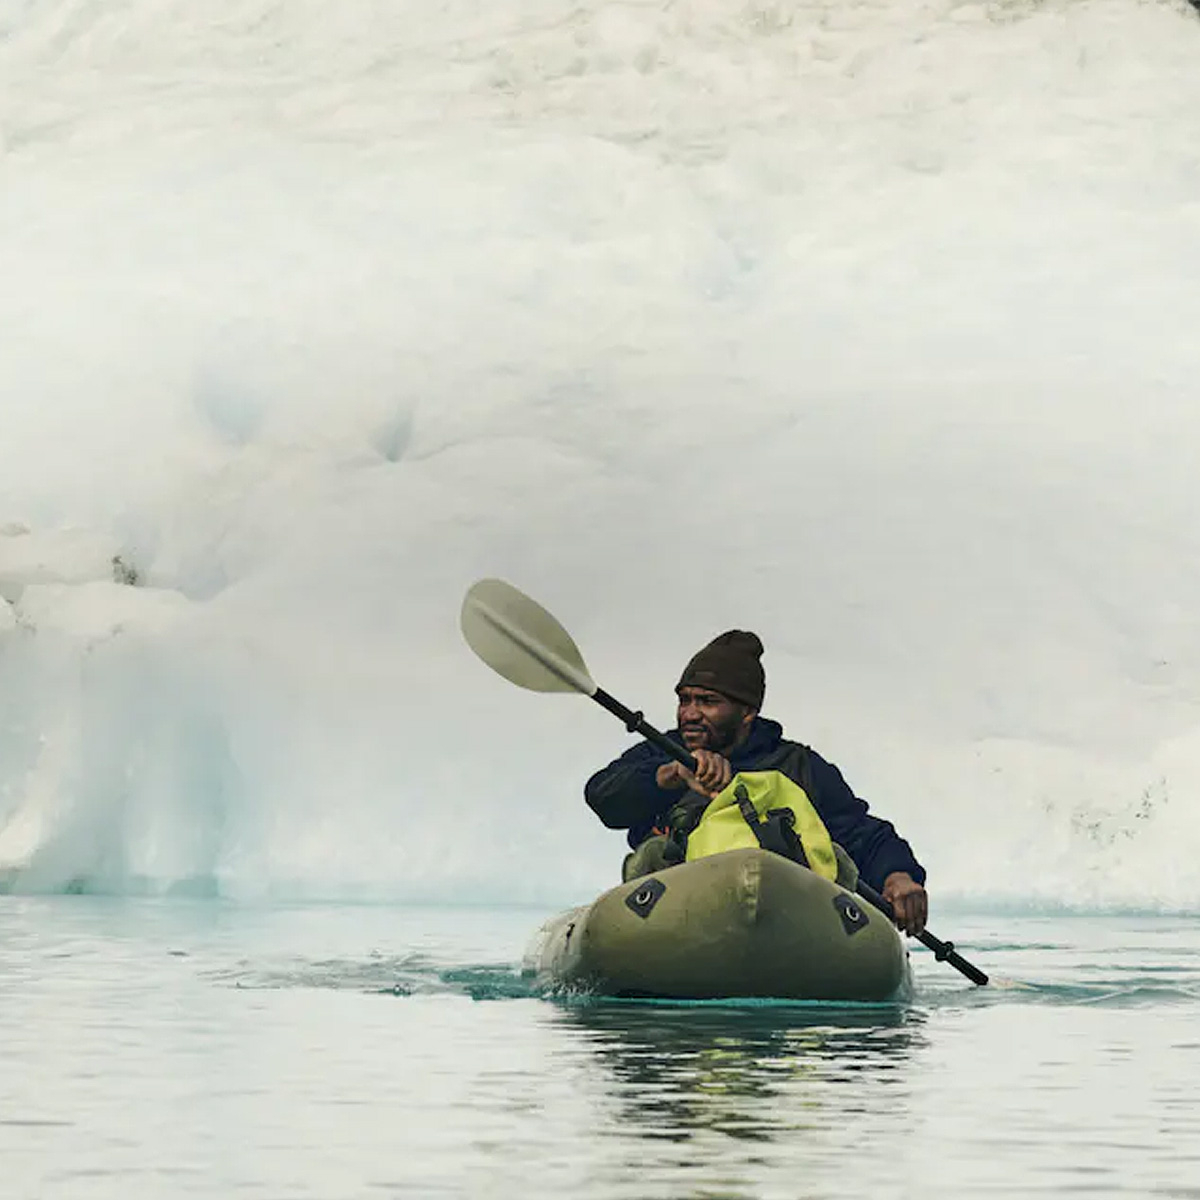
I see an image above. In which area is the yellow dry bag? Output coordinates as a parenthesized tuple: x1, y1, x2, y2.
(684, 770, 839, 881)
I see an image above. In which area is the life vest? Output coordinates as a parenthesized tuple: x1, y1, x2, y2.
(683, 770, 839, 881)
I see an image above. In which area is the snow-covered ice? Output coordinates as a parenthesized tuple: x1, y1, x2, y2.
(2, 0, 1199, 905)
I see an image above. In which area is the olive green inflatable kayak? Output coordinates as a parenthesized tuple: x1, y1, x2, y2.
(525, 848, 910, 1001)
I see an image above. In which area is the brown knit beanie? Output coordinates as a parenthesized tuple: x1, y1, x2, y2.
(676, 630, 765, 709)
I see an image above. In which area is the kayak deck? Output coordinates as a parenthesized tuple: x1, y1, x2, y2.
(525, 848, 910, 1002)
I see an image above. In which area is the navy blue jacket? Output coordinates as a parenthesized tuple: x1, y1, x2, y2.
(584, 717, 925, 892)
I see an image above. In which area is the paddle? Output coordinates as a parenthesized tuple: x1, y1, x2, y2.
(461, 578, 988, 987)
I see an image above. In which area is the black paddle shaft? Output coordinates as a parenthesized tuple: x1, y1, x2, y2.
(590, 687, 989, 987)
(855, 880, 989, 985)
(592, 688, 698, 770)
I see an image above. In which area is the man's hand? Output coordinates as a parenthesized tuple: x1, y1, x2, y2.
(881, 872, 928, 937)
(655, 750, 733, 798)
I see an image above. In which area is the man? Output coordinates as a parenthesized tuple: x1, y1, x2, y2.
(584, 629, 929, 936)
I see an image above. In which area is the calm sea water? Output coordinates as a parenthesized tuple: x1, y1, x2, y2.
(2, 897, 1198, 1200)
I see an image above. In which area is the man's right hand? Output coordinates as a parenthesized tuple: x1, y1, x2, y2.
(655, 750, 733, 798)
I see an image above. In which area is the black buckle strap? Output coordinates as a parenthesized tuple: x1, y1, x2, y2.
(734, 786, 808, 867)
(735, 785, 761, 835)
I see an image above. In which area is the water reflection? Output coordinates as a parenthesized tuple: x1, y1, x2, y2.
(555, 1000, 926, 1145)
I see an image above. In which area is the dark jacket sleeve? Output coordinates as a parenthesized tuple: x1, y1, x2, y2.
(806, 751, 926, 891)
(584, 735, 685, 841)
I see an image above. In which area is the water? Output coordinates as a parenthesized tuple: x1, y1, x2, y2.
(3, 897, 1198, 1199)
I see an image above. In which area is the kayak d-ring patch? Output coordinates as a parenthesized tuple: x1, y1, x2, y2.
(625, 877, 666, 919)
(833, 893, 869, 936)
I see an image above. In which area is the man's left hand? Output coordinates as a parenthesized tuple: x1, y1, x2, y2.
(881, 872, 928, 937)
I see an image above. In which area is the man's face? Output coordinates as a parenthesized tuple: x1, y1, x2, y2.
(676, 686, 753, 753)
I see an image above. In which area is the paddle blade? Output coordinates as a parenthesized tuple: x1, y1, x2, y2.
(461, 579, 597, 696)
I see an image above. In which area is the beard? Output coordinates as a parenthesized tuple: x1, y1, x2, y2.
(680, 708, 745, 754)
